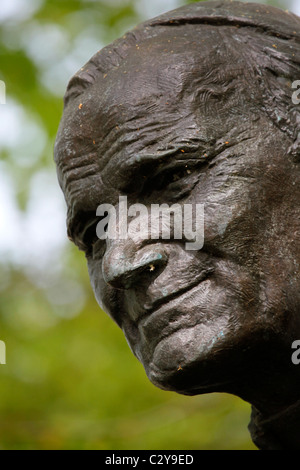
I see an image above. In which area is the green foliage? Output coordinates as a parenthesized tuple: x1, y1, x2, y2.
(0, 263, 256, 449)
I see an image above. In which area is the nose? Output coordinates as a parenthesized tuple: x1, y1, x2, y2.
(102, 239, 168, 289)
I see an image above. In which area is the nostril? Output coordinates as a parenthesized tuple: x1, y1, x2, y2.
(102, 245, 168, 289)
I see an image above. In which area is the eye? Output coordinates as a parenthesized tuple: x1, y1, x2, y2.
(153, 166, 193, 191)
(82, 219, 99, 248)
(81, 214, 109, 255)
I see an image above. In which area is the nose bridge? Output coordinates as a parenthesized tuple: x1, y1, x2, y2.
(102, 199, 168, 289)
(102, 237, 168, 289)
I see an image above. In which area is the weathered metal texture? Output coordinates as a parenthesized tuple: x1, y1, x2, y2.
(55, 1, 300, 449)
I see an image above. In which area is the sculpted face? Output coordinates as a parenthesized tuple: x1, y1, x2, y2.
(55, 2, 300, 414)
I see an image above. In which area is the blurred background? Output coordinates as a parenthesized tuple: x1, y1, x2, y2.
(0, 0, 298, 450)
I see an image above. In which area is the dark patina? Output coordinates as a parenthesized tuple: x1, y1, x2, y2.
(54, 1, 300, 449)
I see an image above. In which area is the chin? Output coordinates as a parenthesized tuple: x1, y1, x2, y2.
(137, 314, 288, 398)
(139, 321, 240, 396)
(122, 282, 260, 396)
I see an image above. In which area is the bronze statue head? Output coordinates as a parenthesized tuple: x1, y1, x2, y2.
(54, 1, 300, 449)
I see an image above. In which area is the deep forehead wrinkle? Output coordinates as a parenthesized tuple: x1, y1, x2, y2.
(98, 113, 211, 173)
(57, 24, 266, 192)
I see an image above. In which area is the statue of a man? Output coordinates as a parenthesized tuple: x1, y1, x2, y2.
(54, 1, 300, 449)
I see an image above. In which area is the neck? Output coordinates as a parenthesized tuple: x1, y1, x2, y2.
(237, 365, 300, 449)
(226, 338, 300, 449)
(249, 399, 300, 450)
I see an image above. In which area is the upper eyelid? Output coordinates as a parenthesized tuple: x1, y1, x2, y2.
(150, 159, 206, 183)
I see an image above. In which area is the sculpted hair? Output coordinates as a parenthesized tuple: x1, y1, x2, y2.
(62, 1, 300, 160)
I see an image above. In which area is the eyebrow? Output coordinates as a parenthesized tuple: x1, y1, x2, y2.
(105, 140, 212, 176)
(68, 133, 247, 247)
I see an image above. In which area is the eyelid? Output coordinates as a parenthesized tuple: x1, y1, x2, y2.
(74, 217, 100, 252)
(160, 166, 191, 183)
(150, 160, 205, 189)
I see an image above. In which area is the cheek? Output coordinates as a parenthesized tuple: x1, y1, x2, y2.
(191, 162, 275, 264)
(186, 189, 261, 264)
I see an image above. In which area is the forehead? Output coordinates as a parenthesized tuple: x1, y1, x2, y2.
(54, 25, 258, 220)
